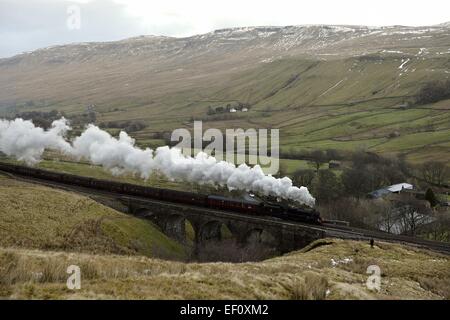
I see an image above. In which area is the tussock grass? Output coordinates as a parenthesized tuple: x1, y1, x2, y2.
(416, 277, 450, 299)
(0, 239, 448, 299)
(0, 175, 187, 260)
(283, 272, 329, 300)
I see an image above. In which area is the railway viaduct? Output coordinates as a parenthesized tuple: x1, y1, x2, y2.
(2, 164, 449, 255)
(116, 196, 326, 254)
(0, 163, 326, 254)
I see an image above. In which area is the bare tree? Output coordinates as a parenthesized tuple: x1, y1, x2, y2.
(318, 197, 377, 229)
(275, 161, 288, 178)
(426, 208, 450, 242)
(307, 150, 326, 173)
(292, 169, 315, 188)
(375, 200, 398, 233)
(325, 149, 341, 161)
(421, 161, 448, 186)
(312, 170, 342, 204)
(394, 197, 432, 236)
(341, 167, 372, 197)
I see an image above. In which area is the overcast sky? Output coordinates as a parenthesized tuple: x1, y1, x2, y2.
(1, 0, 449, 58)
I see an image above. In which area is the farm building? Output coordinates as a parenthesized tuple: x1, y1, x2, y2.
(368, 183, 414, 199)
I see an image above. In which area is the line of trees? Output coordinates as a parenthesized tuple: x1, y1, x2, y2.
(420, 161, 449, 187)
(289, 150, 449, 239)
(15, 109, 98, 129)
(416, 80, 450, 105)
(14, 110, 63, 129)
(292, 150, 410, 202)
(99, 120, 147, 133)
(282, 148, 345, 162)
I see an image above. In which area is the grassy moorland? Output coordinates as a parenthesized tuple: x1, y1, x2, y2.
(0, 239, 448, 299)
(0, 174, 187, 260)
(0, 151, 449, 300)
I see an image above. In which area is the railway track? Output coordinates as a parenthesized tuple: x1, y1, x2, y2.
(1, 168, 450, 255)
(321, 223, 450, 255)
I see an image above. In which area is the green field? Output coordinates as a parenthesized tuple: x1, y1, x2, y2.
(2, 48, 449, 168)
(46, 57, 450, 165)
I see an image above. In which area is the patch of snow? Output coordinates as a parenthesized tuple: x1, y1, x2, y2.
(379, 28, 437, 36)
(331, 257, 353, 267)
(329, 26, 356, 33)
(381, 50, 404, 54)
(398, 58, 410, 69)
(417, 48, 428, 56)
(317, 53, 340, 56)
(318, 78, 346, 98)
(260, 57, 274, 63)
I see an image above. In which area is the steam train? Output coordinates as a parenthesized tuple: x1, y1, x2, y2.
(0, 162, 322, 225)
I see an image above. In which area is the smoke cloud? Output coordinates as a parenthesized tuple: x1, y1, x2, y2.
(0, 118, 315, 206)
(0, 118, 72, 165)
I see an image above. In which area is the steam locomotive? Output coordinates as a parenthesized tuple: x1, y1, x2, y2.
(0, 162, 322, 225)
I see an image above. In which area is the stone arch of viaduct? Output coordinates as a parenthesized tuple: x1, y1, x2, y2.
(124, 197, 325, 254)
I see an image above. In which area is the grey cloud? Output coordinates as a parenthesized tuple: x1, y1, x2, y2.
(0, 0, 148, 58)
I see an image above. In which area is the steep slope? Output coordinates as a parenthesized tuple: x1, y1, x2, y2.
(0, 24, 449, 162)
(0, 174, 187, 260)
(1, 24, 449, 108)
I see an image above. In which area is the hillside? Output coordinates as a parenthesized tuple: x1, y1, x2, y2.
(0, 174, 187, 260)
(0, 24, 449, 163)
(0, 165, 449, 300)
(1, 239, 448, 299)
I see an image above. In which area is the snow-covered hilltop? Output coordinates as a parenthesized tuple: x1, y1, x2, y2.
(3, 23, 449, 64)
(0, 23, 448, 108)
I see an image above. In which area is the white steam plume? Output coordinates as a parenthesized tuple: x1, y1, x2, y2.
(0, 118, 72, 165)
(0, 118, 315, 206)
